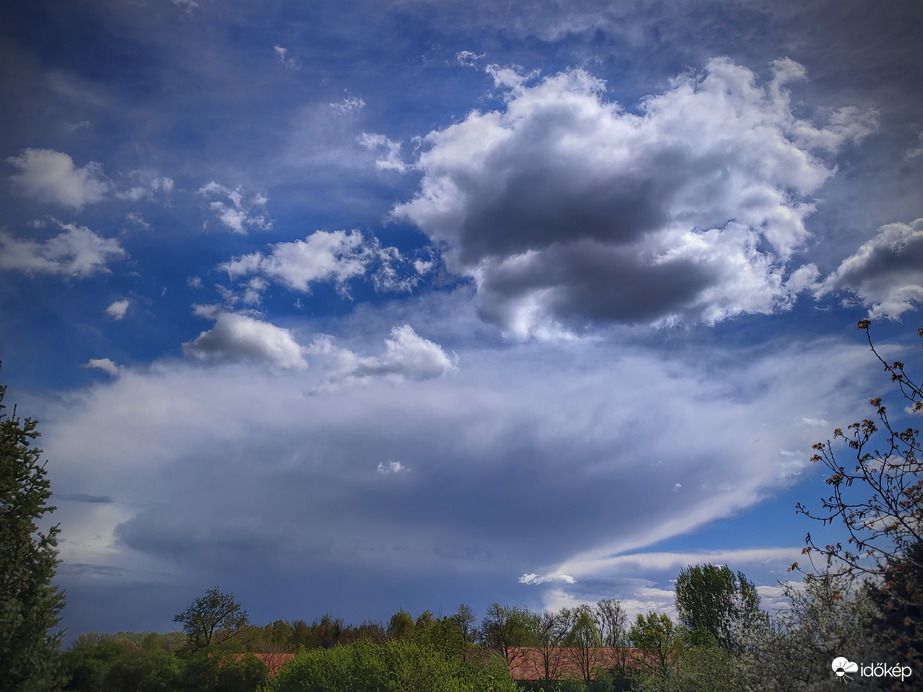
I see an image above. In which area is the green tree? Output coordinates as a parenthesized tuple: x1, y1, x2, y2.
(0, 372, 66, 691)
(529, 608, 571, 684)
(674, 563, 763, 652)
(387, 609, 415, 641)
(266, 639, 519, 692)
(451, 603, 478, 644)
(480, 603, 537, 667)
(173, 586, 248, 651)
(629, 612, 681, 680)
(565, 604, 604, 688)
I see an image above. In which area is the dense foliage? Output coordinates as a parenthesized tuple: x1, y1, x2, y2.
(266, 640, 517, 692)
(0, 371, 66, 691)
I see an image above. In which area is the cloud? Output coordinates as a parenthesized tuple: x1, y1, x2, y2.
(198, 181, 272, 234)
(273, 44, 298, 69)
(818, 218, 923, 319)
(519, 573, 576, 585)
(331, 96, 366, 115)
(220, 230, 414, 297)
(7, 148, 109, 208)
(58, 493, 115, 504)
(358, 133, 409, 173)
(377, 460, 409, 474)
(345, 324, 457, 382)
(36, 317, 878, 630)
(0, 221, 125, 277)
(115, 174, 174, 202)
(105, 300, 130, 320)
(392, 58, 876, 336)
(308, 324, 457, 387)
(83, 358, 123, 377)
(182, 311, 307, 370)
(547, 547, 803, 583)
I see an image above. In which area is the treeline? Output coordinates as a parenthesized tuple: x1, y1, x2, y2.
(58, 556, 917, 691)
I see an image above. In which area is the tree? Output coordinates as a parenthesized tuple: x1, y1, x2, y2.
(173, 586, 248, 651)
(594, 599, 634, 685)
(797, 320, 923, 580)
(387, 609, 415, 641)
(450, 603, 478, 644)
(743, 567, 878, 691)
(796, 321, 923, 666)
(528, 608, 571, 684)
(674, 563, 763, 652)
(629, 611, 681, 679)
(0, 371, 66, 691)
(564, 604, 604, 688)
(479, 603, 537, 667)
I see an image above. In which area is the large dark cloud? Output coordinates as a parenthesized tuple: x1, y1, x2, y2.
(394, 59, 876, 335)
(38, 323, 877, 634)
(820, 218, 923, 318)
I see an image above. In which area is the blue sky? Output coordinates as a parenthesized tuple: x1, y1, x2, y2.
(2, 0, 922, 639)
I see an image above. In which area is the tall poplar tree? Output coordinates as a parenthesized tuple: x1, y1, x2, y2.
(0, 371, 66, 690)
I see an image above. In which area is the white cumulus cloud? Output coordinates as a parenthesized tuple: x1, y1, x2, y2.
(105, 299, 130, 320)
(0, 221, 125, 277)
(818, 218, 923, 319)
(83, 358, 123, 377)
(183, 311, 307, 370)
(8, 148, 109, 208)
(221, 229, 407, 296)
(392, 58, 876, 336)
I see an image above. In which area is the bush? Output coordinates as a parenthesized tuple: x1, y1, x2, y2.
(266, 639, 518, 692)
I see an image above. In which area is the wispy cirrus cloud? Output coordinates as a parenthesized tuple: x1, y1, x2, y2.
(198, 181, 272, 234)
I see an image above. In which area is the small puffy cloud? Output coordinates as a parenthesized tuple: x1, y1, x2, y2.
(393, 58, 876, 336)
(519, 573, 576, 585)
(308, 325, 457, 388)
(0, 220, 125, 277)
(358, 133, 408, 173)
(819, 218, 923, 319)
(349, 325, 458, 381)
(105, 299, 130, 320)
(183, 311, 307, 370)
(221, 230, 410, 296)
(198, 181, 272, 234)
(377, 460, 409, 474)
(8, 148, 109, 208)
(83, 358, 123, 377)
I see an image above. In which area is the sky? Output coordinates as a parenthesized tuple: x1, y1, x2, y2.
(1, 0, 922, 641)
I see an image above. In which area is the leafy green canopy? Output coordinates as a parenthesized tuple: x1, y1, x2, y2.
(0, 371, 66, 691)
(266, 639, 518, 692)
